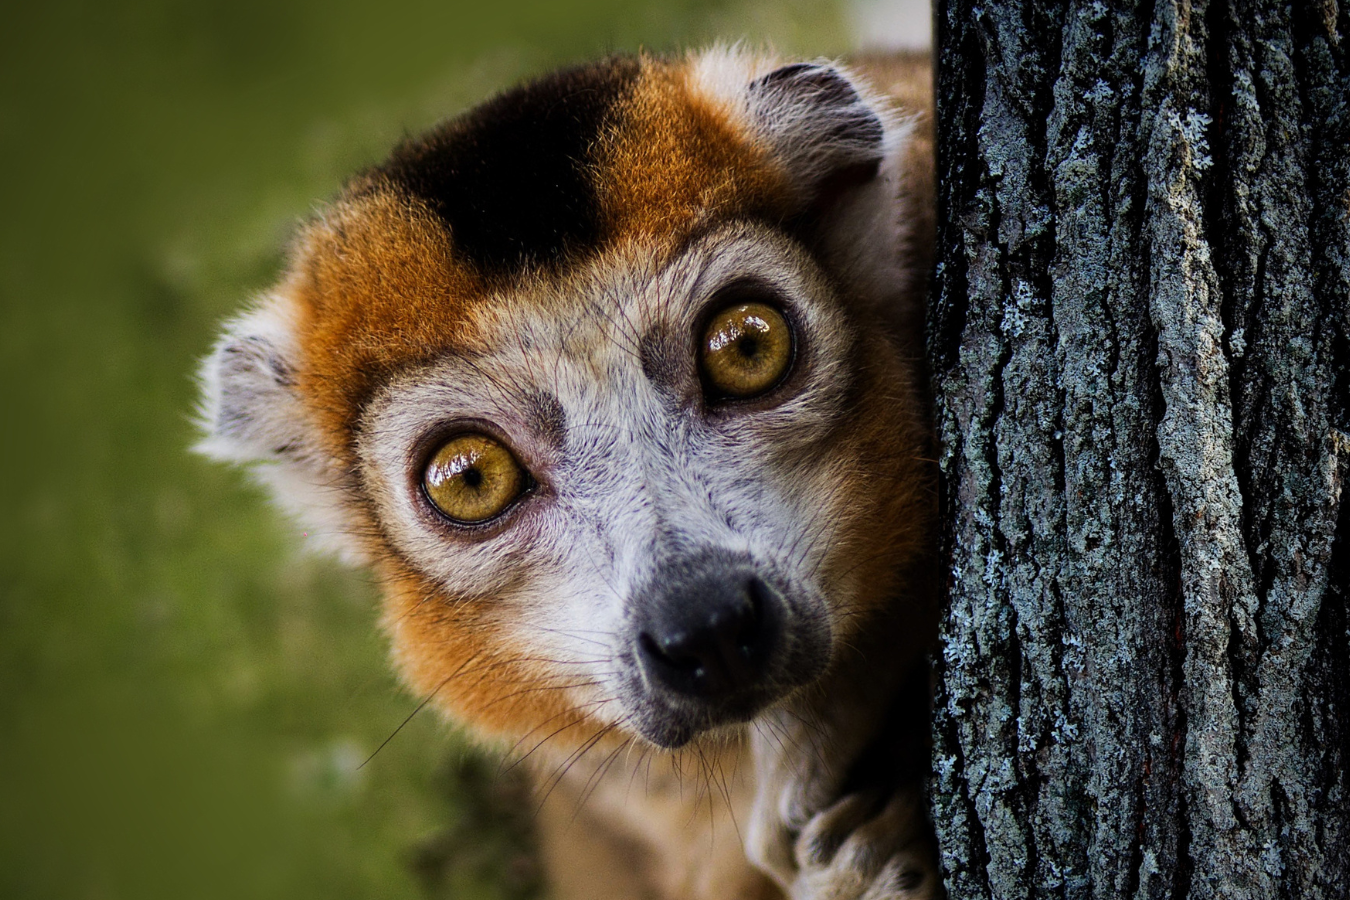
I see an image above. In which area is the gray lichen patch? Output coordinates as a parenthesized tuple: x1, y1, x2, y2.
(928, 0, 1350, 897)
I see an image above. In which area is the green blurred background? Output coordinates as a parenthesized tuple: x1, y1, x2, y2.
(0, 1, 921, 897)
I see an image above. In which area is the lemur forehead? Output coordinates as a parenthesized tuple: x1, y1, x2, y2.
(372, 56, 639, 277)
(368, 53, 788, 279)
(356, 223, 829, 435)
(285, 50, 843, 447)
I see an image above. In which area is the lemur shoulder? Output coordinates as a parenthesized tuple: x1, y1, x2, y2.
(200, 46, 939, 900)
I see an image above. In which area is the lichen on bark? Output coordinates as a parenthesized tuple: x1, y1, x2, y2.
(927, 0, 1350, 896)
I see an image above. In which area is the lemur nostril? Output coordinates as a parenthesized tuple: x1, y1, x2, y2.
(639, 629, 698, 670)
(636, 569, 780, 701)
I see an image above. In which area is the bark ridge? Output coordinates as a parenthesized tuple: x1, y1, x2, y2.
(927, 0, 1350, 896)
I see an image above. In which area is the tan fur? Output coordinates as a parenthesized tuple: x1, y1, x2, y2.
(541, 739, 782, 900)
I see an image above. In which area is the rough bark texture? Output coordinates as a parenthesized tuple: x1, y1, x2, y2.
(926, 0, 1350, 896)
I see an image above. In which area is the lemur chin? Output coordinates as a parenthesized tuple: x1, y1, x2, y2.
(199, 46, 939, 900)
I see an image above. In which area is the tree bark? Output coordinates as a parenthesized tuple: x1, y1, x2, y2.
(926, 0, 1350, 896)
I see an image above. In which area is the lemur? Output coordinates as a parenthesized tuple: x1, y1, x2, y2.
(199, 47, 938, 900)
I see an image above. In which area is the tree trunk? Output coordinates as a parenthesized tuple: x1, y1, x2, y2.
(925, 0, 1350, 896)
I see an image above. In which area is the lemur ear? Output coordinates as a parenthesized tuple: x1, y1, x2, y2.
(697, 52, 923, 322)
(197, 301, 365, 562)
(744, 62, 888, 209)
(198, 304, 306, 465)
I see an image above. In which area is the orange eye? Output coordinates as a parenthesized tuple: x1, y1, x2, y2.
(700, 302, 793, 399)
(422, 433, 527, 524)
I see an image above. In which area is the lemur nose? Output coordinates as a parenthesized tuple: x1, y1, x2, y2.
(637, 567, 781, 700)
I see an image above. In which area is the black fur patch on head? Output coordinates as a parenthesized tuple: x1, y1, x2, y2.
(376, 57, 642, 277)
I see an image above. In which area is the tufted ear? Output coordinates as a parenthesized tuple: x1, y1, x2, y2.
(198, 302, 305, 464)
(196, 299, 367, 563)
(693, 50, 927, 325)
(744, 61, 890, 208)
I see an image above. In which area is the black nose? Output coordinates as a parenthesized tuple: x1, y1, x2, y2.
(636, 560, 781, 701)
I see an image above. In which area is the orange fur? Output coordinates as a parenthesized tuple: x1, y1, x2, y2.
(287, 188, 488, 464)
(597, 59, 788, 245)
(378, 557, 599, 743)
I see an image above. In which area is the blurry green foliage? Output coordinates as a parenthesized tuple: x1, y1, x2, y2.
(0, 1, 849, 897)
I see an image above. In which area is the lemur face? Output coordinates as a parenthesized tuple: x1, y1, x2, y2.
(201, 49, 932, 751)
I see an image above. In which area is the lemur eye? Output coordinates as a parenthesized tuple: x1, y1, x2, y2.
(422, 434, 527, 524)
(700, 301, 794, 400)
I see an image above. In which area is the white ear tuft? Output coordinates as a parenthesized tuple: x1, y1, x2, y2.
(196, 298, 368, 563)
(197, 299, 306, 464)
(745, 61, 889, 191)
(688, 48, 911, 207)
(690, 47, 924, 325)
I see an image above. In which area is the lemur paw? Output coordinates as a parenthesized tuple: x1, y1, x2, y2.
(788, 787, 941, 900)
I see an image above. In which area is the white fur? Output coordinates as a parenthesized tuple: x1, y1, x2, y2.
(357, 224, 862, 730)
(196, 297, 368, 563)
(687, 46, 912, 188)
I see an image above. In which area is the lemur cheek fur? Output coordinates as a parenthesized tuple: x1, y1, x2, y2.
(200, 47, 938, 900)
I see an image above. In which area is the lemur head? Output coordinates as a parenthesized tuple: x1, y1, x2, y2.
(200, 49, 933, 751)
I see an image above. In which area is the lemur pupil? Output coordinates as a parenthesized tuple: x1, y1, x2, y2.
(462, 467, 483, 489)
(739, 337, 759, 358)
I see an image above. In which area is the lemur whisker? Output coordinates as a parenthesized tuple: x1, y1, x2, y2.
(535, 723, 618, 819)
(518, 622, 619, 640)
(691, 743, 715, 830)
(508, 716, 593, 778)
(712, 754, 744, 850)
(573, 735, 636, 820)
(781, 709, 835, 772)
(622, 732, 653, 800)
(498, 708, 593, 776)
(480, 680, 602, 711)
(756, 717, 796, 761)
(358, 651, 483, 770)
